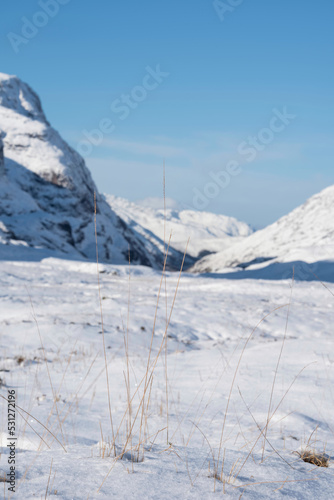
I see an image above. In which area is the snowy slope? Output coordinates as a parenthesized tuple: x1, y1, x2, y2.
(192, 184, 334, 275)
(106, 195, 253, 259)
(0, 72, 182, 267)
(1, 258, 334, 498)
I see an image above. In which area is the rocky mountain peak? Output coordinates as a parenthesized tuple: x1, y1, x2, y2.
(0, 72, 47, 123)
(0, 72, 193, 269)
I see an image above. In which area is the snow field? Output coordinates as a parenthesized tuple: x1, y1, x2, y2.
(0, 258, 334, 498)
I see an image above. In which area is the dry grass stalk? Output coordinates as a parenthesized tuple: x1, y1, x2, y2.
(98, 240, 189, 492)
(163, 160, 169, 445)
(261, 271, 294, 461)
(0, 394, 64, 451)
(44, 458, 53, 499)
(28, 292, 66, 450)
(238, 388, 296, 472)
(120, 246, 133, 458)
(234, 362, 315, 482)
(94, 192, 115, 454)
(136, 234, 172, 459)
(214, 303, 290, 490)
(42, 341, 77, 449)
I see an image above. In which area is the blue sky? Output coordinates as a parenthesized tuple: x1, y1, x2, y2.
(1, 0, 333, 227)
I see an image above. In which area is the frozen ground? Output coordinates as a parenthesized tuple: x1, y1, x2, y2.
(0, 257, 334, 499)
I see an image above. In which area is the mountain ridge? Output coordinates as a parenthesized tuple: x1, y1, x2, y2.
(192, 183, 334, 275)
(0, 72, 166, 266)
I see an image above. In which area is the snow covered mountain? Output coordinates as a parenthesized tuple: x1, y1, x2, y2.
(106, 195, 253, 259)
(192, 184, 334, 275)
(0, 72, 190, 268)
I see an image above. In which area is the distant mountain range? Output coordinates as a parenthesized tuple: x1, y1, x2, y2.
(106, 195, 253, 259)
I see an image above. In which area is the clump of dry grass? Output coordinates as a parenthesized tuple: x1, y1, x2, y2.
(15, 355, 25, 365)
(0, 472, 8, 483)
(296, 449, 330, 468)
(293, 425, 330, 468)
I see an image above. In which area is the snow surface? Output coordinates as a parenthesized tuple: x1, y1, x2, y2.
(1, 257, 334, 499)
(106, 195, 253, 259)
(192, 185, 334, 279)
